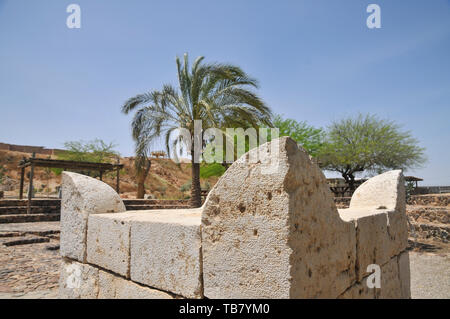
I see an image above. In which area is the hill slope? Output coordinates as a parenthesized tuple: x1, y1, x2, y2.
(0, 149, 220, 199)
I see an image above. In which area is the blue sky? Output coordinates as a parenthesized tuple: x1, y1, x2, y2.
(0, 0, 449, 185)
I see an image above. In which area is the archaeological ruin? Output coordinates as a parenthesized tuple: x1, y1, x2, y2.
(59, 137, 410, 299)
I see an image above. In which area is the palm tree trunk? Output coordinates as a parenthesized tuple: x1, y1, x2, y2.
(137, 176, 146, 199)
(136, 158, 151, 199)
(190, 151, 202, 208)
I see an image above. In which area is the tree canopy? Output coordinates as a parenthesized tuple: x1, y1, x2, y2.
(273, 114, 324, 157)
(56, 139, 119, 163)
(122, 53, 272, 206)
(318, 114, 426, 190)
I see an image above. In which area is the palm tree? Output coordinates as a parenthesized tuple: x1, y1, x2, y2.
(122, 53, 272, 207)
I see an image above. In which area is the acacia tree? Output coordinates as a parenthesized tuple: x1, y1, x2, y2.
(318, 114, 426, 191)
(273, 114, 324, 157)
(55, 139, 119, 177)
(122, 54, 272, 207)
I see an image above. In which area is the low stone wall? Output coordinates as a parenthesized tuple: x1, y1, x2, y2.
(59, 137, 410, 299)
(0, 142, 60, 155)
(408, 194, 450, 207)
(334, 197, 351, 208)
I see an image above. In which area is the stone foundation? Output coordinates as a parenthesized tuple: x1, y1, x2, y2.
(59, 137, 411, 299)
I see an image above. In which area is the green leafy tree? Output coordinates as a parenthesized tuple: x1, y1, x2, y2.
(54, 139, 119, 176)
(122, 53, 272, 207)
(273, 114, 325, 157)
(57, 139, 119, 163)
(318, 114, 426, 191)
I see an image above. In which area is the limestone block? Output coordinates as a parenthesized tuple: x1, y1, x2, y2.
(60, 172, 126, 262)
(386, 209, 409, 258)
(346, 170, 408, 263)
(98, 270, 174, 299)
(376, 256, 402, 299)
(338, 276, 375, 299)
(339, 209, 389, 281)
(398, 251, 411, 299)
(87, 212, 136, 277)
(350, 170, 405, 212)
(130, 209, 203, 298)
(201, 137, 356, 299)
(59, 259, 99, 299)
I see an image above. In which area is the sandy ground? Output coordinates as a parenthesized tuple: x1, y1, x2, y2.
(410, 252, 450, 299)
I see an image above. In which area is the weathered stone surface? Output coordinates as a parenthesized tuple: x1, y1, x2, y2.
(59, 258, 174, 299)
(339, 170, 409, 282)
(59, 259, 99, 299)
(60, 172, 126, 262)
(87, 213, 135, 277)
(130, 209, 203, 298)
(98, 270, 174, 299)
(398, 251, 411, 299)
(339, 209, 389, 281)
(350, 170, 405, 212)
(376, 256, 402, 299)
(338, 276, 375, 299)
(386, 209, 408, 258)
(201, 137, 356, 298)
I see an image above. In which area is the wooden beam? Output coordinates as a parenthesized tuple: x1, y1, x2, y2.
(18, 158, 123, 171)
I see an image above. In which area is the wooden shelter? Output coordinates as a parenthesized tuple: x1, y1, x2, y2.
(18, 154, 123, 213)
(404, 176, 423, 188)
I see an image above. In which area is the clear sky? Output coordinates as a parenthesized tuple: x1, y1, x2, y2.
(0, 0, 449, 185)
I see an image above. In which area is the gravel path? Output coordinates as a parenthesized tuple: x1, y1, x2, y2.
(410, 252, 450, 299)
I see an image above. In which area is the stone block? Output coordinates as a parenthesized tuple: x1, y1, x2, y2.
(130, 209, 203, 298)
(98, 270, 174, 299)
(87, 212, 135, 277)
(60, 172, 126, 262)
(338, 276, 375, 299)
(350, 170, 405, 212)
(386, 210, 409, 258)
(398, 251, 411, 299)
(201, 137, 356, 299)
(339, 209, 389, 281)
(376, 256, 402, 299)
(59, 259, 99, 299)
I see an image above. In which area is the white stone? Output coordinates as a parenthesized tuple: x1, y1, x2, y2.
(87, 212, 135, 277)
(60, 172, 126, 262)
(350, 170, 405, 212)
(130, 209, 203, 298)
(201, 137, 356, 299)
(59, 259, 99, 299)
(340, 169, 409, 276)
(98, 270, 174, 299)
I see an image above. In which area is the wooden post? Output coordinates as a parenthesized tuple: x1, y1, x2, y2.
(19, 166, 25, 200)
(27, 153, 35, 214)
(116, 158, 120, 194)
